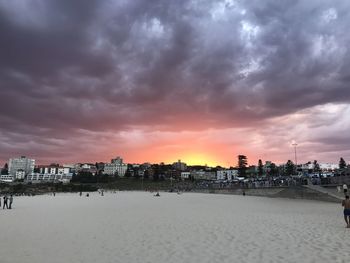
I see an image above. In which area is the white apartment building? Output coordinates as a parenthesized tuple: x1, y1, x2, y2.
(300, 162, 339, 173)
(104, 163, 128, 176)
(8, 156, 35, 179)
(217, 169, 238, 181)
(103, 157, 128, 176)
(320, 163, 339, 171)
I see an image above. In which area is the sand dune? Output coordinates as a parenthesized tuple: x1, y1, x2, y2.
(0, 192, 348, 263)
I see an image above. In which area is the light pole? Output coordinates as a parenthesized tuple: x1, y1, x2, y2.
(292, 143, 298, 175)
(292, 143, 298, 165)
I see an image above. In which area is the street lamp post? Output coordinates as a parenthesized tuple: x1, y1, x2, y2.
(292, 143, 298, 175)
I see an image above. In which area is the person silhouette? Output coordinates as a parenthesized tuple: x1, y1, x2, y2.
(3, 195, 8, 209)
(9, 195, 13, 209)
(342, 195, 350, 228)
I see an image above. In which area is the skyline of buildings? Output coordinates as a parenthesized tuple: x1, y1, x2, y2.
(1, 154, 347, 170)
(1, 152, 348, 185)
(0, 154, 346, 183)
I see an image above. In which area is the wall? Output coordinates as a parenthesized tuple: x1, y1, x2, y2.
(194, 186, 341, 203)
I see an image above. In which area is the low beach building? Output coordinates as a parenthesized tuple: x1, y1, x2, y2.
(0, 174, 14, 182)
(189, 170, 216, 180)
(217, 169, 238, 181)
(181, 172, 191, 180)
(26, 164, 73, 183)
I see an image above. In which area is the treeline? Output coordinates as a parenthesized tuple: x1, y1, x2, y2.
(237, 155, 350, 177)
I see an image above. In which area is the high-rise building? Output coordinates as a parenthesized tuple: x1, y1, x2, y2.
(172, 160, 187, 171)
(8, 156, 35, 179)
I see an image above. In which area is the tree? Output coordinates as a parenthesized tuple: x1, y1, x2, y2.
(285, 160, 295, 176)
(258, 159, 263, 177)
(270, 163, 278, 177)
(124, 168, 132, 178)
(313, 160, 320, 174)
(143, 169, 150, 179)
(339, 157, 347, 171)
(152, 164, 160, 181)
(238, 155, 248, 177)
(71, 171, 97, 183)
(1, 163, 8, 175)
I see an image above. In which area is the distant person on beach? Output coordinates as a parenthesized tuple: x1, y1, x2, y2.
(3, 195, 8, 209)
(342, 195, 350, 228)
(9, 195, 13, 209)
(343, 184, 348, 195)
(86, 193, 89, 197)
(79, 191, 82, 196)
(154, 192, 160, 197)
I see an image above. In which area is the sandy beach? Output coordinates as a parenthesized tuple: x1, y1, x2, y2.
(0, 192, 348, 263)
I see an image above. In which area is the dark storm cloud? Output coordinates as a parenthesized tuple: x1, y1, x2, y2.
(1, 0, 350, 162)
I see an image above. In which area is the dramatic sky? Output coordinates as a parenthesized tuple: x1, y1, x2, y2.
(1, 0, 350, 166)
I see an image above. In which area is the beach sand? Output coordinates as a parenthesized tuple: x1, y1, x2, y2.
(0, 192, 348, 263)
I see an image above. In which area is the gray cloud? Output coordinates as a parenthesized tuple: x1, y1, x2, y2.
(1, 0, 350, 163)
